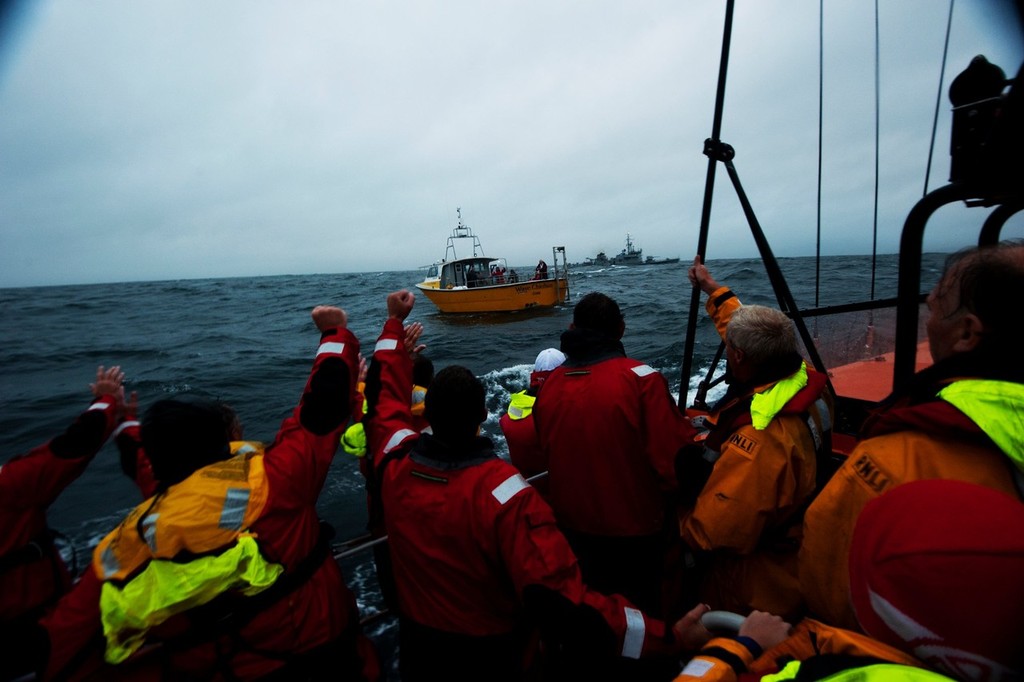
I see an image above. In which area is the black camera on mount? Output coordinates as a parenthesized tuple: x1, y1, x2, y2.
(948, 55, 1023, 196)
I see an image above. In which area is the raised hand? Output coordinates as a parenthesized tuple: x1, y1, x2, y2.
(312, 306, 347, 332)
(688, 255, 721, 295)
(404, 322, 426, 357)
(387, 290, 415, 322)
(90, 365, 126, 412)
(91, 365, 124, 397)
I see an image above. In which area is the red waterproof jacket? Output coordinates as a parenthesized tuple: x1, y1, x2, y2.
(365, 318, 681, 673)
(0, 396, 120, 624)
(532, 333, 695, 537)
(499, 392, 545, 478)
(41, 326, 376, 681)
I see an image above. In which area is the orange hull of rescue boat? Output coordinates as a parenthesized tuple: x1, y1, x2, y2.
(827, 340, 933, 404)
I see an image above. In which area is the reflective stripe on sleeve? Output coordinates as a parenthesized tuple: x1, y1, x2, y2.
(621, 606, 645, 659)
(317, 342, 346, 357)
(384, 428, 417, 454)
(631, 365, 656, 378)
(113, 420, 140, 437)
(679, 659, 715, 677)
(375, 339, 399, 353)
(491, 474, 529, 505)
(89, 402, 111, 411)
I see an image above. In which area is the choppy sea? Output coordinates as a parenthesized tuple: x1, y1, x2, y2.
(0, 253, 947, 679)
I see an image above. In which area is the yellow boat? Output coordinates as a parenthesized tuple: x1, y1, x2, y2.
(415, 209, 570, 314)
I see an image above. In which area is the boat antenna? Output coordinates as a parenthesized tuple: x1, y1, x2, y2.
(680, 0, 735, 409)
(923, 0, 956, 196)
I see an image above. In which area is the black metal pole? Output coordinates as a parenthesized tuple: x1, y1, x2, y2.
(720, 155, 832, 385)
(894, 182, 975, 391)
(680, 0, 736, 409)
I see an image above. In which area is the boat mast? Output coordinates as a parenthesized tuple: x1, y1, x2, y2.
(679, 0, 831, 410)
(679, 0, 735, 409)
(445, 207, 484, 261)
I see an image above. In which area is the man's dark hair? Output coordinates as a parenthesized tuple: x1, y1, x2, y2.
(413, 355, 435, 388)
(572, 292, 623, 338)
(423, 366, 485, 443)
(142, 396, 231, 489)
(943, 239, 1024, 351)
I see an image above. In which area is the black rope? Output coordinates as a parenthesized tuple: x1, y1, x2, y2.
(924, 0, 956, 196)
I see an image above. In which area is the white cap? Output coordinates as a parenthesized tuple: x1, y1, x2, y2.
(534, 348, 566, 372)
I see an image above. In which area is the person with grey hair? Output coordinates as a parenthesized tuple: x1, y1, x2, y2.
(800, 239, 1024, 633)
(683, 256, 834, 621)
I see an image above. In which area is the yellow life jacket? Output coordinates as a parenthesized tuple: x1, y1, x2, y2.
(506, 390, 537, 421)
(750, 361, 808, 430)
(762, 660, 952, 681)
(92, 442, 282, 663)
(411, 384, 428, 417)
(342, 384, 429, 457)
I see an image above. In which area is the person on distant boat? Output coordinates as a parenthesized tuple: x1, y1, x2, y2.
(800, 239, 1024, 632)
(532, 293, 697, 629)
(534, 259, 548, 280)
(508, 268, 519, 283)
(38, 306, 380, 681)
(466, 266, 481, 288)
(674, 479, 1024, 681)
(499, 347, 566, 497)
(683, 256, 834, 621)
(0, 365, 124, 681)
(363, 290, 709, 682)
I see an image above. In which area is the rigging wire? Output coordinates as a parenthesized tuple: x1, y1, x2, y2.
(863, 0, 884, 355)
(870, 0, 880, 304)
(924, 0, 956, 197)
(815, 0, 823, 316)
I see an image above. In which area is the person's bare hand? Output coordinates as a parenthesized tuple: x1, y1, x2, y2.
(404, 322, 426, 357)
(357, 354, 368, 384)
(91, 365, 124, 398)
(387, 290, 415, 321)
(90, 365, 126, 412)
(312, 306, 347, 332)
(738, 611, 792, 651)
(688, 255, 721, 295)
(672, 603, 713, 652)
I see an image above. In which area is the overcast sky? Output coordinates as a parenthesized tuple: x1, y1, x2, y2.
(1, 1, 1021, 287)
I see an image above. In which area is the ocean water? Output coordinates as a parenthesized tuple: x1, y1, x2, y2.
(0, 253, 946, 678)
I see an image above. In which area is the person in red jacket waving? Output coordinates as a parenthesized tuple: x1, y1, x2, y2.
(38, 306, 378, 681)
(0, 366, 125, 680)
(363, 290, 707, 682)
